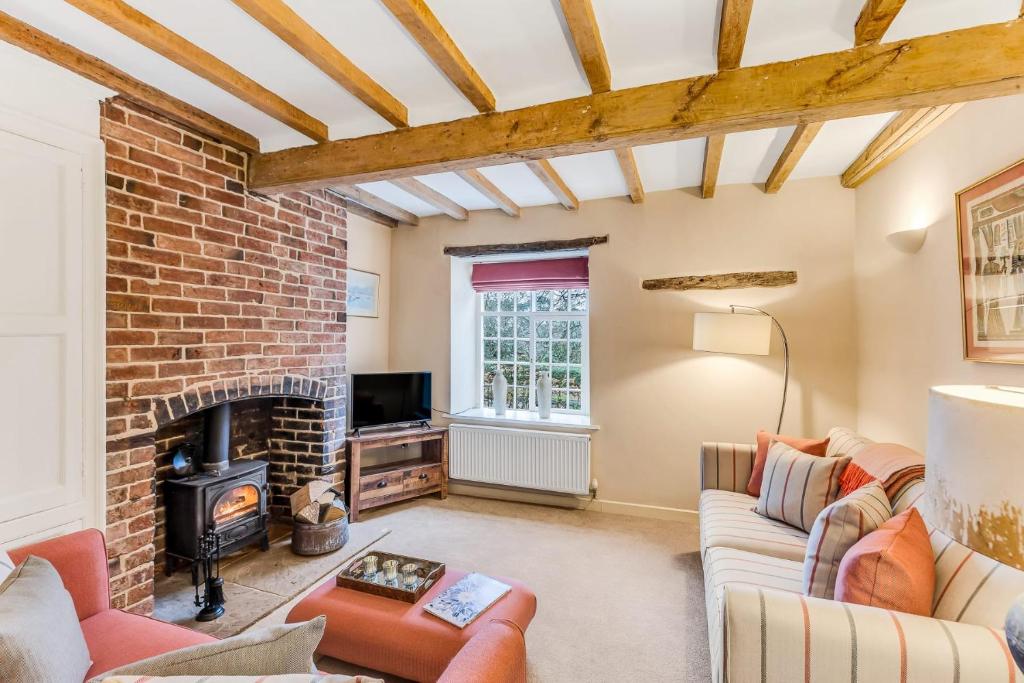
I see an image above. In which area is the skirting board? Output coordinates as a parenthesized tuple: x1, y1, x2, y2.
(448, 482, 698, 522)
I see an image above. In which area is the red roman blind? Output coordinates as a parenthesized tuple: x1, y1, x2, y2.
(470, 257, 589, 292)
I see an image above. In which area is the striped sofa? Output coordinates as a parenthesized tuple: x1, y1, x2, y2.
(699, 427, 1024, 683)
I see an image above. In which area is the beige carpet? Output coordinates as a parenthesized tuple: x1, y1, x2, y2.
(250, 495, 710, 682)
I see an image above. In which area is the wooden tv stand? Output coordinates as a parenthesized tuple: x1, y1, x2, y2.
(345, 425, 448, 521)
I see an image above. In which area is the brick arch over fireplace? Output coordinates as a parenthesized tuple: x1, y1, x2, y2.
(152, 374, 329, 427)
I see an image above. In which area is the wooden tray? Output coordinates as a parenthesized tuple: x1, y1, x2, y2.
(337, 550, 445, 603)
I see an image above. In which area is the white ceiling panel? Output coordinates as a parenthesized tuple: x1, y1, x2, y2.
(416, 173, 498, 211)
(719, 127, 796, 185)
(476, 164, 565, 207)
(884, 0, 1020, 42)
(283, 0, 476, 128)
(594, 0, 717, 88)
(548, 151, 628, 201)
(743, 0, 860, 67)
(631, 139, 706, 193)
(423, 0, 591, 109)
(357, 181, 442, 217)
(123, 0, 399, 142)
(790, 113, 896, 181)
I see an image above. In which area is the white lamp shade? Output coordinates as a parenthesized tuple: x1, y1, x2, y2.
(692, 312, 772, 356)
(926, 385, 1024, 569)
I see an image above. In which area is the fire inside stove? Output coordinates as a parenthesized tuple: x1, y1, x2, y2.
(213, 484, 260, 527)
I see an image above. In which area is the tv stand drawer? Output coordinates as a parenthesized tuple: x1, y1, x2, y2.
(403, 464, 442, 494)
(360, 471, 404, 501)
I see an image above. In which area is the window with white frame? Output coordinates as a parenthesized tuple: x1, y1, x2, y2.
(479, 288, 589, 414)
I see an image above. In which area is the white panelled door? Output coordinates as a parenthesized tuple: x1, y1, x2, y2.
(0, 115, 103, 547)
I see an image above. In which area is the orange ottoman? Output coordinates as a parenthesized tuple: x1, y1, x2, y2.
(286, 569, 537, 682)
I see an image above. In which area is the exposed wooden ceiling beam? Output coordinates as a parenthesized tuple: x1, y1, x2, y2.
(558, 0, 612, 93)
(717, 0, 754, 70)
(854, 0, 907, 46)
(701, 135, 725, 199)
(526, 160, 579, 210)
(231, 0, 407, 128)
(332, 192, 398, 228)
(455, 169, 520, 217)
(249, 20, 1024, 193)
(614, 148, 644, 203)
(841, 104, 962, 188)
(64, 0, 327, 142)
(0, 11, 259, 153)
(709, 0, 755, 199)
(332, 184, 419, 225)
(764, 122, 823, 193)
(392, 177, 468, 220)
(378, 0, 494, 113)
(559, 0, 647, 209)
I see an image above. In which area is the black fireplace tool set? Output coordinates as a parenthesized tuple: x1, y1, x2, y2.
(193, 529, 226, 622)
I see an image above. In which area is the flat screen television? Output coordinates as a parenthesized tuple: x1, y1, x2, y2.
(350, 372, 432, 431)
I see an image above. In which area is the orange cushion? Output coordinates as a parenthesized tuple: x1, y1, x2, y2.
(287, 569, 536, 682)
(747, 431, 829, 496)
(81, 608, 217, 678)
(835, 508, 935, 616)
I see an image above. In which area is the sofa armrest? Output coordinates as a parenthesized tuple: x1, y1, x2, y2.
(438, 619, 526, 683)
(7, 528, 110, 621)
(700, 442, 756, 493)
(718, 585, 1018, 683)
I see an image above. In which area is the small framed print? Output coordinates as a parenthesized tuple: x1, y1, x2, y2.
(347, 269, 380, 318)
(957, 157, 1024, 363)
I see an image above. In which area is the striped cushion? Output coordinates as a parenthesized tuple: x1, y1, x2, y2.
(755, 442, 850, 533)
(720, 583, 1019, 683)
(703, 546, 803, 683)
(930, 527, 1024, 629)
(891, 477, 926, 515)
(699, 490, 809, 562)
(803, 480, 892, 599)
(700, 442, 756, 494)
(825, 427, 874, 458)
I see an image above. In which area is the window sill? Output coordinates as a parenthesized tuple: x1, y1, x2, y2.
(445, 408, 599, 431)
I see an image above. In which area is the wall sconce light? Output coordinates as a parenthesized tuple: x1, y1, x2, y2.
(886, 226, 928, 254)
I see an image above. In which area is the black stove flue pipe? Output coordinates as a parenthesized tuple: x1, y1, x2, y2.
(201, 402, 231, 476)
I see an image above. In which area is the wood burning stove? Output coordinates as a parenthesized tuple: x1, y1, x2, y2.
(163, 402, 270, 577)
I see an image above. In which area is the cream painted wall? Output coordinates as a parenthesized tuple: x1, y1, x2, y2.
(346, 213, 392, 373)
(854, 94, 1024, 450)
(389, 178, 858, 511)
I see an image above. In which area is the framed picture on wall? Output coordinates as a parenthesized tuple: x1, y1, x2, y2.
(347, 269, 380, 318)
(957, 157, 1024, 363)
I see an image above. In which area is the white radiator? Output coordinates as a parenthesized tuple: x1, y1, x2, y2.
(449, 424, 591, 495)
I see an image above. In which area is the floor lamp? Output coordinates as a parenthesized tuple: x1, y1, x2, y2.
(692, 306, 790, 433)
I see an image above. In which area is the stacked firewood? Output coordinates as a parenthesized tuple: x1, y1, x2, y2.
(289, 480, 347, 525)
